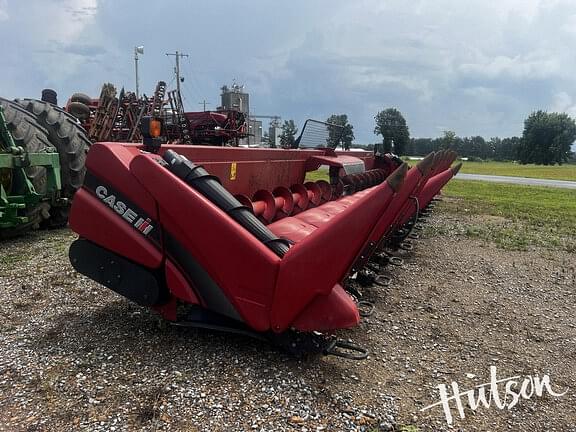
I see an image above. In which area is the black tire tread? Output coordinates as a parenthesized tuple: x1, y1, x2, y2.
(0, 97, 52, 234)
(70, 92, 92, 105)
(67, 101, 91, 120)
(0, 97, 51, 194)
(17, 98, 90, 198)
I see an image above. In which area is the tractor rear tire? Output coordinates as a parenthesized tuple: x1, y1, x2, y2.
(70, 93, 92, 106)
(17, 99, 90, 197)
(17, 99, 91, 227)
(0, 97, 52, 194)
(0, 97, 53, 235)
(67, 102, 91, 120)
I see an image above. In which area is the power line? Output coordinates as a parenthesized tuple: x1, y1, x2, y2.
(180, 79, 197, 108)
(198, 100, 211, 111)
(180, 60, 206, 103)
(165, 51, 189, 101)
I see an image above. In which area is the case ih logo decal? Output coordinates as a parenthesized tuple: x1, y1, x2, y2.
(95, 185, 155, 236)
(82, 172, 160, 242)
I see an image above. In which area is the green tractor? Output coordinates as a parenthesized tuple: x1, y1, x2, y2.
(0, 97, 90, 238)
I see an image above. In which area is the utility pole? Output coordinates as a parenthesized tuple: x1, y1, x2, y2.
(165, 50, 189, 100)
(198, 100, 211, 111)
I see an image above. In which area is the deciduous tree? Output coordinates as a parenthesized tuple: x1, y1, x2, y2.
(374, 108, 410, 155)
(279, 120, 298, 149)
(519, 111, 576, 165)
(326, 114, 355, 150)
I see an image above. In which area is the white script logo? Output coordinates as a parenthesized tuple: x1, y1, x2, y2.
(421, 366, 568, 425)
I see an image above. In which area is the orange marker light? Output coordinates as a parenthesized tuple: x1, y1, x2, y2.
(149, 119, 162, 137)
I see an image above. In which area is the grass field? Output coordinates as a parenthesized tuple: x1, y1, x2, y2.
(305, 166, 576, 251)
(305, 170, 329, 182)
(311, 160, 576, 181)
(458, 160, 576, 181)
(438, 179, 576, 251)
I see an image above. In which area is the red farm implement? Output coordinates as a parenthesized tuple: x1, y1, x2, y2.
(66, 82, 248, 146)
(68, 119, 460, 359)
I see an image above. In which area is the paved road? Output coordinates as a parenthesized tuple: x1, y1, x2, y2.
(455, 173, 576, 189)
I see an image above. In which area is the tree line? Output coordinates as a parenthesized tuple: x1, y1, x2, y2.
(277, 108, 575, 165)
(372, 108, 576, 164)
(407, 133, 522, 162)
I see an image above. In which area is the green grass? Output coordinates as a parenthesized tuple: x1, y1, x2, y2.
(439, 180, 576, 251)
(459, 160, 576, 181)
(313, 159, 576, 181)
(305, 166, 576, 251)
(305, 170, 329, 182)
(0, 253, 25, 266)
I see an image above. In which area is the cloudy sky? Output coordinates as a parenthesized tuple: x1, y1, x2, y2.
(1, 0, 576, 143)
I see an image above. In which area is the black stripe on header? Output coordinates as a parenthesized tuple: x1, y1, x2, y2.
(83, 172, 161, 244)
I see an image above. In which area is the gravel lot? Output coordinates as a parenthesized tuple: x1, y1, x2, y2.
(1, 204, 575, 431)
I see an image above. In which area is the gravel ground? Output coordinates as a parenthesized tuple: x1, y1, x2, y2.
(1, 205, 575, 431)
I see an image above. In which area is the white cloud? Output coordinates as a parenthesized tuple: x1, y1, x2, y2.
(551, 92, 576, 117)
(8, 0, 98, 44)
(10, 0, 103, 89)
(264, 0, 576, 138)
(459, 55, 561, 81)
(0, 0, 8, 21)
(2, 0, 576, 140)
(47, 0, 98, 41)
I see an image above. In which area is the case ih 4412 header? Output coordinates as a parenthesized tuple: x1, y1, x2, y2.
(67, 116, 461, 359)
